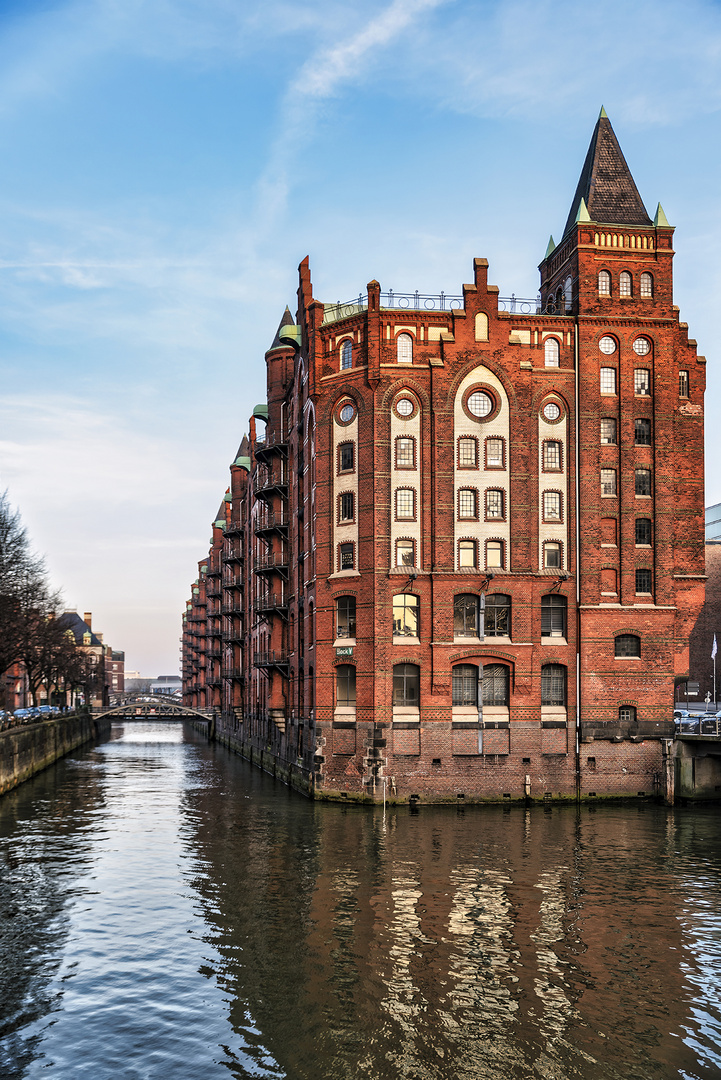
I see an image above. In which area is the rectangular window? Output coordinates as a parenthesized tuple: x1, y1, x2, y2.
(458, 437, 478, 468)
(635, 469, 652, 497)
(458, 489, 478, 519)
(395, 488, 415, 519)
(636, 568, 652, 594)
(544, 541, 562, 568)
(600, 419, 617, 445)
(601, 469, 617, 496)
(543, 441, 562, 471)
(485, 438, 504, 469)
(452, 665, 478, 707)
(336, 665, 356, 706)
(634, 418, 652, 446)
(600, 367, 617, 395)
(679, 370, 689, 397)
(635, 518, 652, 546)
(542, 596, 566, 637)
(392, 594, 419, 638)
(339, 443, 354, 473)
(396, 540, 415, 567)
(336, 596, 356, 639)
(458, 540, 477, 569)
(543, 491, 561, 521)
(486, 540, 503, 569)
(339, 543, 354, 570)
(454, 594, 479, 637)
(634, 369, 650, 395)
(395, 437, 415, 469)
(485, 489, 504, 520)
(339, 492, 354, 522)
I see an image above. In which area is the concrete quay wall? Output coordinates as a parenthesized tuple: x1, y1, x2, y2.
(0, 713, 111, 796)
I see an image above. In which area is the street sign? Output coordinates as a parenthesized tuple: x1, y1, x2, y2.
(336, 646, 353, 657)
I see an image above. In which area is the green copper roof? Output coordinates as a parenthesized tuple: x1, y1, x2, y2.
(224, 492, 232, 502)
(214, 519, 225, 528)
(233, 455, 251, 472)
(278, 324, 302, 350)
(545, 235, 556, 258)
(654, 202, 671, 227)
(599, 105, 608, 119)
(575, 197, 591, 223)
(253, 404, 268, 421)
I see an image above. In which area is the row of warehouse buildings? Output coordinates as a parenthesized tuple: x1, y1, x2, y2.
(182, 112, 707, 802)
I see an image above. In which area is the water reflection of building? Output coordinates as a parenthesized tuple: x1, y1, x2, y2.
(183, 782, 709, 1080)
(183, 111, 705, 804)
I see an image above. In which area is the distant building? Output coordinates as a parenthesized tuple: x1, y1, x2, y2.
(151, 675, 182, 696)
(706, 503, 721, 542)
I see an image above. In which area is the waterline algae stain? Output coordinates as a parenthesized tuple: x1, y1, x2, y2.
(1, 722, 720, 1078)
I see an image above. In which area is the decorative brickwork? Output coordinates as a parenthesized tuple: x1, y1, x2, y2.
(183, 114, 705, 804)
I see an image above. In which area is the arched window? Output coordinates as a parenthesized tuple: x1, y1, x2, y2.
(619, 271, 632, 297)
(482, 664, 509, 706)
(615, 634, 640, 658)
(544, 338, 560, 367)
(475, 312, 489, 341)
(308, 601, 314, 648)
(336, 664, 356, 706)
(598, 270, 611, 296)
(452, 664, 479, 706)
(393, 593, 419, 638)
(340, 339, 352, 370)
(397, 333, 413, 363)
(393, 663, 420, 707)
(485, 594, 511, 637)
(336, 596, 356, 639)
(453, 594, 480, 638)
(541, 595, 566, 638)
(541, 664, 566, 706)
(458, 539, 477, 569)
(640, 273, 653, 298)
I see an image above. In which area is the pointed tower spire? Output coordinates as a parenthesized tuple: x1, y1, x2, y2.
(563, 111, 652, 236)
(575, 197, 591, 223)
(266, 306, 295, 352)
(545, 235, 556, 258)
(654, 202, 671, 227)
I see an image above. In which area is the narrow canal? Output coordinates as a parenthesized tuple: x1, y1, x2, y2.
(1, 722, 720, 1080)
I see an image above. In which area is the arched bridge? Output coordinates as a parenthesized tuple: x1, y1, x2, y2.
(95, 696, 214, 722)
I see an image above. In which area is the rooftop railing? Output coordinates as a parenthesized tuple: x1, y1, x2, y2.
(321, 291, 573, 325)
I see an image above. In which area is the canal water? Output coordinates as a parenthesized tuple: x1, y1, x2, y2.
(1, 723, 720, 1080)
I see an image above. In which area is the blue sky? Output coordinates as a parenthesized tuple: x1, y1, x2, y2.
(0, 0, 719, 675)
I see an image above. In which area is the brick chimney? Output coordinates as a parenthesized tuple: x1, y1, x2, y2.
(84, 612, 92, 629)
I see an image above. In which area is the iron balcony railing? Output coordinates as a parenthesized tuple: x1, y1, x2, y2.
(224, 540, 245, 562)
(256, 592, 288, 613)
(321, 290, 573, 326)
(224, 522, 245, 537)
(222, 604, 244, 616)
(223, 570, 244, 588)
(255, 432, 288, 459)
(253, 650, 289, 670)
(226, 667, 245, 680)
(253, 467, 288, 496)
(253, 551, 289, 575)
(254, 512, 289, 534)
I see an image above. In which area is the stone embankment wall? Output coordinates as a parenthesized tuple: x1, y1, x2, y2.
(0, 713, 111, 796)
(215, 716, 315, 799)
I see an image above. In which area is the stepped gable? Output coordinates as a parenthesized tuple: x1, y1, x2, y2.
(563, 108, 652, 236)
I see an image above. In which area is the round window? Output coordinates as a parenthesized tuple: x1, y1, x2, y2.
(467, 390, 493, 417)
(339, 403, 355, 423)
(633, 337, 651, 356)
(542, 402, 561, 421)
(396, 397, 414, 417)
(599, 336, 616, 355)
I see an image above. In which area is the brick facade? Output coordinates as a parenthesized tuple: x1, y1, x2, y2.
(183, 113, 706, 803)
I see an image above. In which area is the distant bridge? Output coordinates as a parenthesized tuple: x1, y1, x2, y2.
(94, 695, 214, 723)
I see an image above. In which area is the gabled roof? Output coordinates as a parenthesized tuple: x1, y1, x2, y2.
(266, 306, 295, 352)
(58, 610, 103, 647)
(563, 110, 652, 237)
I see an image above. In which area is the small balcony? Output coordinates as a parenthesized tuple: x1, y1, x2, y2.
(254, 512, 289, 537)
(253, 650, 289, 675)
(253, 551, 289, 579)
(253, 467, 288, 498)
(254, 431, 288, 462)
(256, 592, 289, 617)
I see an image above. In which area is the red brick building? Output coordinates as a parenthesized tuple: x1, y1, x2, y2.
(183, 111, 706, 802)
